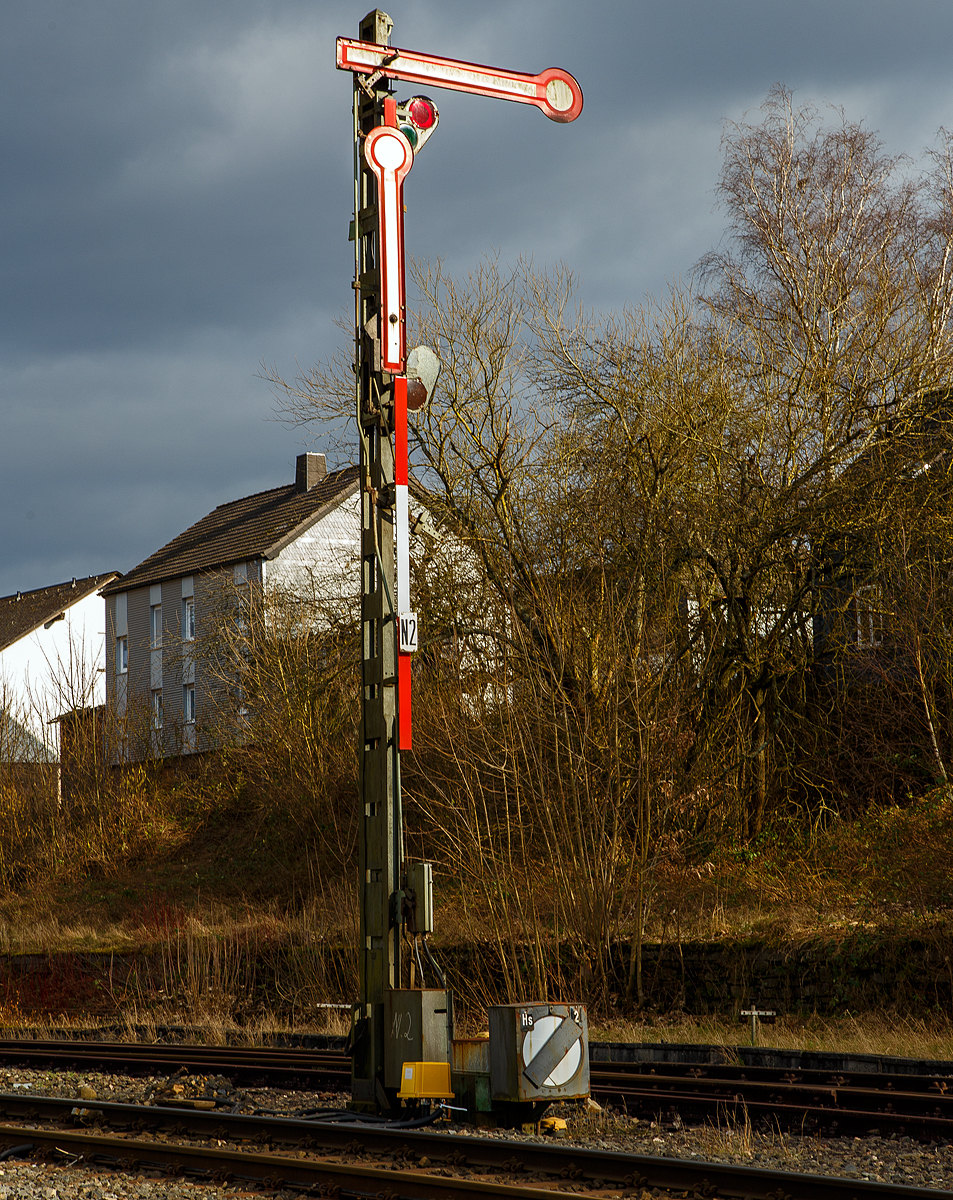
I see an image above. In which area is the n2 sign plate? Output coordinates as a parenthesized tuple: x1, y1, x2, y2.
(337, 39, 583, 123)
(399, 612, 418, 654)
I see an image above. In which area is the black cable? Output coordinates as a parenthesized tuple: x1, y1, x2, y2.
(0, 1144, 33, 1162)
(385, 1105, 446, 1129)
(293, 1106, 356, 1119)
(421, 934, 446, 989)
(294, 1104, 447, 1129)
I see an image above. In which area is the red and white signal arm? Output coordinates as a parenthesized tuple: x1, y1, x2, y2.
(337, 39, 583, 123)
(363, 124, 414, 373)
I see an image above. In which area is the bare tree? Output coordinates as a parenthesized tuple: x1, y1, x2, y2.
(262, 90, 953, 1011)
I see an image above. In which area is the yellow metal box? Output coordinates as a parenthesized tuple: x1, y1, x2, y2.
(398, 1061, 454, 1100)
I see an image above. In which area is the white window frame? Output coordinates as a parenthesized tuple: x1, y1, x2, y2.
(150, 603, 162, 649)
(116, 635, 127, 674)
(183, 683, 195, 724)
(182, 597, 195, 642)
(855, 583, 884, 649)
(151, 689, 163, 730)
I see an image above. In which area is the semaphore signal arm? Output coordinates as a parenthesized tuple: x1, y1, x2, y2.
(336, 37, 583, 123)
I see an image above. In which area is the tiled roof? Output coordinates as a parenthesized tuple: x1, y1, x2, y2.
(102, 466, 361, 596)
(0, 573, 120, 654)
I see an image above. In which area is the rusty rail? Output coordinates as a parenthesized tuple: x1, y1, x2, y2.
(0, 1096, 948, 1200)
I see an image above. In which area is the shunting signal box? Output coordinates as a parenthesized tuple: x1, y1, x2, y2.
(489, 1003, 589, 1104)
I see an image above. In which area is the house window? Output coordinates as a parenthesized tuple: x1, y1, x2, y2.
(855, 584, 884, 649)
(183, 684, 195, 724)
(150, 603, 162, 649)
(116, 636, 127, 674)
(182, 597, 195, 642)
(151, 689, 163, 730)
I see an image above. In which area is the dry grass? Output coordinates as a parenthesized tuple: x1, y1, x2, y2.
(4, 649, 953, 1039)
(107, 896, 357, 1031)
(591, 1012, 953, 1062)
(0, 887, 357, 1037)
(111, 1005, 351, 1045)
(0, 915, 134, 956)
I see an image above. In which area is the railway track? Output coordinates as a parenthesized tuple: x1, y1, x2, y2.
(2, 1038, 953, 1141)
(0, 1090, 947, 1199)
(0, 1037, 351, 1089)
(591, 1059, 953, 1140)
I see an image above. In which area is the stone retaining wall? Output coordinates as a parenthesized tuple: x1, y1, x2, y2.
(0, 928, 949, 1017)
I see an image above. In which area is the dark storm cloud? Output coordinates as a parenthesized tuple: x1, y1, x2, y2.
(0, 2, 353, 354)
(2, 0, 953, 596)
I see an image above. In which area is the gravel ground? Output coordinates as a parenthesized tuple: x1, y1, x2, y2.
(0, 1065, 336, 1200)
(0, 1064, 952, 1194)
(528, 1106, 953, 1191)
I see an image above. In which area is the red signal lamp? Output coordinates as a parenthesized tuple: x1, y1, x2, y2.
(396, 95, 438, 152)
(407, 96, 436, 129)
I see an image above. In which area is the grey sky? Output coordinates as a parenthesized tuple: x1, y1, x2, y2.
(3, 1, 953, 596)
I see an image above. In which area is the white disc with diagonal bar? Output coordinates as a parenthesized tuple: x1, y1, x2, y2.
(522, 1014, 582, 1087)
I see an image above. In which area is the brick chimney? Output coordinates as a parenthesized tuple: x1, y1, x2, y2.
(295, 452, 327, 493)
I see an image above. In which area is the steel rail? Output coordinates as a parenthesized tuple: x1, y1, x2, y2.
(590, 1069, 953, 1117)
(9, 1037, 953, 1085)
(0, 1038, 346, 1063)
(4, 1045, 341, 1060)
(6, 1040, 953, 1138)
(5, 1041, 950, 1142)
(598, 1081, 953, 1141)
(7, 1037, 953, 1088)
(591, 1056, 953, 1093)
(0, 1125, 553, 1200)
(46, 1043, 951, 1139)
(0, 1098, 947, 1200)
(0, 1041, 349, 1089)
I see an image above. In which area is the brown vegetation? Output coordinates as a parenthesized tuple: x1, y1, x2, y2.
(2, 90, 953, 1038)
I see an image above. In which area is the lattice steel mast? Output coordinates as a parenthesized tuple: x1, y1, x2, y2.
(350, 8, 403, 1110)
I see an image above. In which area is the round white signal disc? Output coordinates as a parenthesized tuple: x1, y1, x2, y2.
(521, 1015, 582, 1087)
(545, 78, 573, 112)
(368, 129, 411, 171)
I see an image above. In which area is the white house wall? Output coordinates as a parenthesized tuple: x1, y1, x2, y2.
(0, 589, 107, 755)
(268, 492, 496, 687)
(269, 493, 361, 606)
(100, 487, 494, 763)
(267, 493, 481, 615)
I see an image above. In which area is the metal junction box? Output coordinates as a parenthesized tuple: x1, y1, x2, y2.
(489, 1002, 589, 1103)
(384, 989, 450, 1089)
(405, 861, 434, 933)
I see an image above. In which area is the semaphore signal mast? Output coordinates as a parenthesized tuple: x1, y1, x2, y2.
(339, 9, 589, 1120)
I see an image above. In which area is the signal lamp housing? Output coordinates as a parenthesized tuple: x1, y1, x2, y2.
(406, 345, 441, 410)
(396, 95, 439, 152)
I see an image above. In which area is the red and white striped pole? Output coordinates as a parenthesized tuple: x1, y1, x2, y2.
(394, 375, 414, 751)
